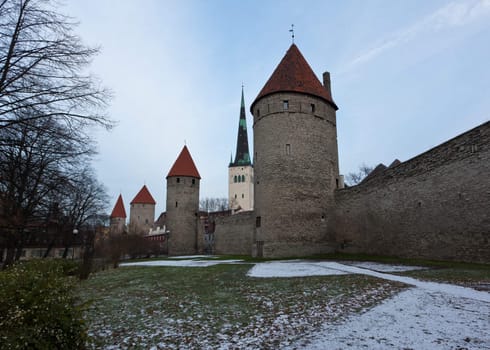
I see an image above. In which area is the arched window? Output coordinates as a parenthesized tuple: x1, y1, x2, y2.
(234, 175, 237, 183)
(241, 175, 245, 182)
(238, 176, 241, 183)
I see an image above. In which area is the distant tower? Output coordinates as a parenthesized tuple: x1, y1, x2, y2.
(110, 194, 127, 234)
(129, 185, 156, 234)
(250, 44, 340, 258)
(165, 145, 201, 255)
(229, 87, 254, 212)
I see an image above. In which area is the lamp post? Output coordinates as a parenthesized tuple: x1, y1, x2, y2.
(72, 228, 78, 259)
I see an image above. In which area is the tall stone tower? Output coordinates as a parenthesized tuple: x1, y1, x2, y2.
(250, 43, 340, 258)
(109, 194, 127, 234)
(129, 185, 156, 234)
(166, 145, 201, 255)
(229, 87, 254, 212)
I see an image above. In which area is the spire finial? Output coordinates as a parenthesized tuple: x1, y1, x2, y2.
(289, 24, 295, 43)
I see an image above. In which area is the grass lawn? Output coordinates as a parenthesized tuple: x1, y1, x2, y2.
(78, 263, 404, 349)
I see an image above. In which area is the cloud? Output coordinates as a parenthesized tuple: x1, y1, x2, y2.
(343, 0, 490, 71)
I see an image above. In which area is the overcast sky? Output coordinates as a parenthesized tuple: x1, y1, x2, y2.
(64, 0, 490, 216)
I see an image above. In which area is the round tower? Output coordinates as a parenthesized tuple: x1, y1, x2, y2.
(165, 145, 201, 255)
(109, 194, 127, 234)
(250, 43, 340, 258)
(129, 185, 156, 234)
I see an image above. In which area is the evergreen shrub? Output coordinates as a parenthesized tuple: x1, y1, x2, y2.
(0, 259, 87, 349)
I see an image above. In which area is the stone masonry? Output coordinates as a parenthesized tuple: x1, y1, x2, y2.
(334, 121, 490, 263)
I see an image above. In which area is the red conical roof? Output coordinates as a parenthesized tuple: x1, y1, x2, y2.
(110, 194, 127, 218)
(251, 44, 337, 111)
(166, 145, 201, 179)
(130, 185, 156, 205)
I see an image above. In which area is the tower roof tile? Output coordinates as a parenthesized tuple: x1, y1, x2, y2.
(166, 145, 201, 179)
(130, 185, 156, 205)
(251, 43, 337, 111)
(110, 194, 127, 218)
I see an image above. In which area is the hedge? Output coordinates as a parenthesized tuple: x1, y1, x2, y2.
(0, 259, 87, 349)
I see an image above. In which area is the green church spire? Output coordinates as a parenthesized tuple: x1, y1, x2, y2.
(231, 86, 251, 167)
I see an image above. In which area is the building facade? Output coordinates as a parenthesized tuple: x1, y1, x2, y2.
(229, 87, 254, 212)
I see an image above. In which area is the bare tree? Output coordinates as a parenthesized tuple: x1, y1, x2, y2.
(0, 0, 113, 132)
(0, 0, 113, 268)
(345, 163, 374, 186)
(199, 197, 229, 212)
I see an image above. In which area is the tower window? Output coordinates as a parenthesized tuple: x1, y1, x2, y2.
(256, 216, 261, 228)
(176, 178, 180, 183)
(238, 176, 241, 183)
(234, 175, 237, 183)
(192, 179, 195, 185)
(235, 194, 237, 199)
(257, 108, 260, 117)
(283, 100, 289, 110)
(286, 144, 291, 155)
(175, 201, 178, 208)
(311, 103, 315, 113)
(242, 194, 244, 198)
(242, 175, 245, 182)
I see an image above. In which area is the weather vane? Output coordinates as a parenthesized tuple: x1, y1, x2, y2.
(289, 24, 295, 43)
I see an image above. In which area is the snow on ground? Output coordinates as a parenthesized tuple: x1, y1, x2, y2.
(249, 261, 490, 302)
(345, 261, 428, 272)
(114, 259, 489, 349)
(249, 260, 490, 349)
(246, 261, 348, 277)
(120, 259, 242, 268)
(287, 287, 490, 350)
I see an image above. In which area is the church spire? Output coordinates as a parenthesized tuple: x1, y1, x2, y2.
(231, 86, 251, 167)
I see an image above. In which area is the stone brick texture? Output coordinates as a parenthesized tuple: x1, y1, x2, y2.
(252, 92, 340, 257)
(213, 211, 254, 255)
(166, 176, 200, 255)
(334, 121, 490, 263)
(129, 203, 155, 234)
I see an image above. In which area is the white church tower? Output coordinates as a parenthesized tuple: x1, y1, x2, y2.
(229, 87, 254, 212)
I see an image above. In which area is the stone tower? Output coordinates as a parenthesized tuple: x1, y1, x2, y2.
(129, 185, 156, 234)
(229, 87, 254, 212)
(166, 145, 201, 255)
(109, 194, 127, 234)
(250, 43, 340, 258)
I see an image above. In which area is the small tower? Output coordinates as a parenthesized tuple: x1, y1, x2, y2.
(250, 43, 340, 258)
(110, 194, 127, 234)
(165, 145, 201, 255)
(229, 87, 254, 212)
(129, 185, 156, 234)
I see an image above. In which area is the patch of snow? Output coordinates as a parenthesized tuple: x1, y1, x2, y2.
(120, 259, 242, 268)
(247, 261, 348, 278)
(171, 255, 217, 259)
(248, 261, 490, 302)
(287, 287, 490, 350)
(345, 261, 428, 272)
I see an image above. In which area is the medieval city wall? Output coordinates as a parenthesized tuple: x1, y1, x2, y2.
(252, 92, 339, 258)
(213, 211, 254, 255)
(334, 121, 490, 263)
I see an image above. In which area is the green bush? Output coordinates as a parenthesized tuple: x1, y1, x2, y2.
(0, 259, 87, 349)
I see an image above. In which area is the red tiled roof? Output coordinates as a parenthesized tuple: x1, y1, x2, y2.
(130, 185, 156, 205)
(251, 43, 337, 111)
(110, 194, 127, 218)
(166, 145, 201, 179)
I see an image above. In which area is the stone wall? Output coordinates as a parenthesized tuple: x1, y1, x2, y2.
(213, 211, 254, 255)
(129, 203, 155, 234)
(334, 121, 490, 263)
(166, 176, 200, 255)
(252, 92, 339, 258)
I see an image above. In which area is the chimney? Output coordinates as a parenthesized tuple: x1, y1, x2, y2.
(323, 71, 331, 95)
